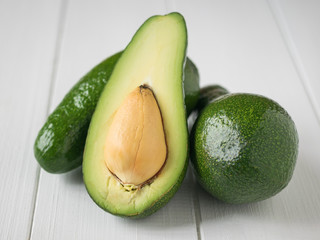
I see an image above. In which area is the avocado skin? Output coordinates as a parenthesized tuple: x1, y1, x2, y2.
(34, 52, 199, 173)
(184, 59, 200, 115)
(195, 85, 229, 114)
(129, 161, 188, 218)
(188, 85, 228, 131)
(82, 12, 190, 218)
(34, 52, 122, 173)
(190, 93, 299, 204)
(87, 161, 188, 219)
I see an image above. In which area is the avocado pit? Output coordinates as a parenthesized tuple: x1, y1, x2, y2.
(104, 85, 167, 186)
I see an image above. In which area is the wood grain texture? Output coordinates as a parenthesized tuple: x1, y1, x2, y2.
(1, 0, 319, 239)
(271, 0, 320, 122)
(30, 0, 198, 239)
(170, 0, 320, 239)
(0, 0, 62, 239)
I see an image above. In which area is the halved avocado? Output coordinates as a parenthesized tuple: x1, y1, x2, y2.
(33, 52, 198, 174)
(83, 13, 188, 217)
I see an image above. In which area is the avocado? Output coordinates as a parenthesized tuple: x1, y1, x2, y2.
(190, 93, 299, 204)
(189, 85, 229, 129)
(184, 59, 200, 115)
(34, 52, 121, 174)
(83, 13, 189, 217)
(34, 52, 199, 173)
(194, 85, 229, 114)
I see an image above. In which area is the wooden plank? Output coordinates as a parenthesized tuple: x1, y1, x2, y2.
(0, 0, 62, 239)
(170, 0, 320, 239)
(270, 0, 320, 121)
(30, 1, 198, 239)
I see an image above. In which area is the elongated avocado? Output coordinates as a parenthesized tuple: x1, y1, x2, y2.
(83, 12, 189, 217)
(34, 53, 199, 173)
(34, 52, 121, 173)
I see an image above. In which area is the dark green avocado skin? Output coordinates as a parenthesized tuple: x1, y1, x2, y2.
(195, 85, 229, 114)
(188, 85, 228, 131)
(184, 59, 200, 116)
(190, 93, 299, 204)
(34, 52, 122, 173)
(34, 52, 199, 173)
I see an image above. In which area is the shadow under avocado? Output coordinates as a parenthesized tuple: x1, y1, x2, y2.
(195, 155, 320, 224)
(63, 166, 83, 185)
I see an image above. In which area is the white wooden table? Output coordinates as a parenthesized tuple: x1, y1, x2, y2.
(1, 0, 320, 239)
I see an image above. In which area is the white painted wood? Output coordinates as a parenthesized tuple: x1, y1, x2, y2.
(31, 1, 198, 239)
(1, 0, 319, 239)
(271, 0, 320, 122)
(170, 0, 320, 239)
(0, 0, 62, 239)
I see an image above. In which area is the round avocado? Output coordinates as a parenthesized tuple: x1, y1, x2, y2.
(190, 93, 299, 204)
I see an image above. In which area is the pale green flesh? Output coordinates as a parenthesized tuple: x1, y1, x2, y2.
(83, 13, 188, 216)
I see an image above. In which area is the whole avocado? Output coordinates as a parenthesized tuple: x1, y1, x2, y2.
(190, 93, 299, 204)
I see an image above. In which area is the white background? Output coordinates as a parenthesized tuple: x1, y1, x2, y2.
(0, 0, 319, 239)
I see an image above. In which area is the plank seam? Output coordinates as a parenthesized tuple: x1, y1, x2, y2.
(28, 0, 69, 239)
(267, 0, 320, 126)
(28, 166, 41, 240)
(192, 174, 203, 240)
(163, 1, 202, 239)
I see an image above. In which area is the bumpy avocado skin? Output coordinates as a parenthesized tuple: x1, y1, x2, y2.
(195, 85, 229, 114)
(34, 52, 122, 173)
(34, 53, 199, 173)
(189, 85, 229, 129)
(190, 93, 299, 204)
(184, 58, 200, 116)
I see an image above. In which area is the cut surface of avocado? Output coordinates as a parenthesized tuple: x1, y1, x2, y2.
(83, 13, 188, 217)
